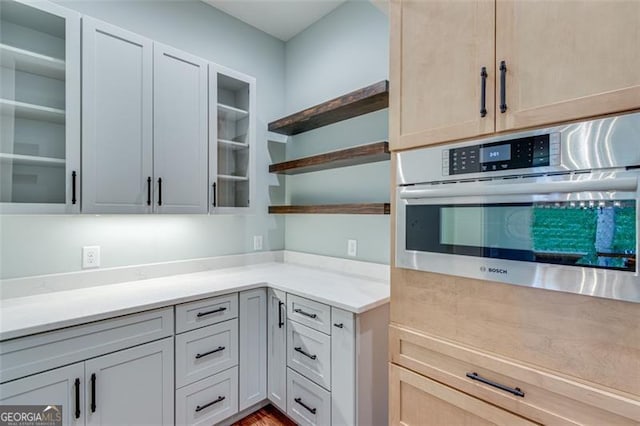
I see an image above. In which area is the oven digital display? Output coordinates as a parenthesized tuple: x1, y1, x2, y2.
(480, 144, 511, 162)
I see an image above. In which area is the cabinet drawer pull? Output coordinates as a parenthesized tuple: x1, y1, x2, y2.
(147, 176, 152, 206)
(212, 182, 217, 207)
(499, 60, 507, 113)
(294, 308, 317, 319)
(195, 395, 225, 412)
(196, 307, 227, 317)
(294, 346, 317, 360)
(71, 171, 77, 205)
(90, 373, 97, 413)
(294, 397, 317, 414)
(195, 346, 225, 359)
(480, 66, 488, 117)
(333, 323, 344, 328)
(74, 378, 81, 419)
(466, 372, 524, 397)
(157, 177, 162, 206)
(278, 301, 285, 328)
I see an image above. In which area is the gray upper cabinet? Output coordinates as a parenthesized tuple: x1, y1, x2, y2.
(81, 17, 153, 214)
(153, 44, 208, 214)
(0, 0, 80, 213)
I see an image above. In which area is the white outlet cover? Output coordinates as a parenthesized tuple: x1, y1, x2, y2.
(347, 239, 357, 257)
(82, 246, 101, 269)
(253, 235, 263, 251)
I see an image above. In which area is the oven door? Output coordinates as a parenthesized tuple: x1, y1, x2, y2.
(396, 171, 639, 302)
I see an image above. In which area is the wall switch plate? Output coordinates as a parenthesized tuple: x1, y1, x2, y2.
(347, 239, 357, 257)
(253, 235, 263, 251)
(82, 246, 101, 269)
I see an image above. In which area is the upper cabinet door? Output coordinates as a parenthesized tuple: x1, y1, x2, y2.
(0, 0, 80, 213)
(82, 17, 152, 214)
(496, 1, 640, 132)
(153, 44, 208, 214)
(389, 0, 495, 150)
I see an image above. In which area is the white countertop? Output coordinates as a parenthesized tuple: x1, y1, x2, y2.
(0, 259, 389, 341)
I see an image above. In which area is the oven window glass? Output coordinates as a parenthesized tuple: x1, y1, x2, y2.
(406, 201, 636, 271)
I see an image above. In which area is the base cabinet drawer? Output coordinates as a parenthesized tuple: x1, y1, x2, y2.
(175, 319, 238, 388)
(176, 366, 239, 426)
(287, 320, 331, 390)
(287, 368, 331, 426)
(287, 294, 331, 334)
(390, 364, 537, 426)
(175, 293, 238, 334)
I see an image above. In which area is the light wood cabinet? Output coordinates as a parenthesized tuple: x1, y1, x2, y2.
(391, 0, 640, 150)
(389, 0, 495, 150)
(390, 364, 537, 426)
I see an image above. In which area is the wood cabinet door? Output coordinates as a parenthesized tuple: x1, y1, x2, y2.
(81, 17, 153, 214)
(267, 288, 287, 412)
(153, 43, 208, 214)
(390, 0, 495, 150)
(85, 338, 173, 426)
(390, 364, 537, 426)
(239, 288, 267, 411)
(496, 1, 640, 132)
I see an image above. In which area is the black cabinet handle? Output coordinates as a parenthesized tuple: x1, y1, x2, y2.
(499, 60, 507, 113)
(147, 177, 152, 206)
(294, 308, 317, 319)
(466, 372, 524, 397)
(71, 171, 77, 204)
(212, 182, 217, 207)
(480, 67, 488, 117)
(195, 346, 225, 359)
(278, 301, 284, 328)
(294, 397, 316, 414)
(196, 307, 227, 318)
(90, 373, 96, 413)
(195, 396, 225, 412)
(157, 178, 162, 206)
(74, 378, 81, 419)
(334, 323, 344, 328)
(294, 346, 317, 360)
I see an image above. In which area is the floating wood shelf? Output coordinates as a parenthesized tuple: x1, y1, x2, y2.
(268, 80, 389, 136)
(269, 141, 389, 175)
(269, 203, 390, 215)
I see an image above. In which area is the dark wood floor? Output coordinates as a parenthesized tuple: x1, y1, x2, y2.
(232, 405, 296, 426)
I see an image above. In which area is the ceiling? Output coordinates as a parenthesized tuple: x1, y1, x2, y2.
(202, 0, 387, 42)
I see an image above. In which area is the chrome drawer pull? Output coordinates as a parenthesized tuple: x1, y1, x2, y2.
(294, 308, 317, 319)
(466, 372, 524, 397)
(294, 397, 316, 414)
(196, 307, 227, 317)
(294, 346, 317, 360)
(195, 396, 225, 412)
(195, 346, 225, 359)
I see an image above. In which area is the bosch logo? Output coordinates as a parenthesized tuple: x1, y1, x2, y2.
(481, 266, 508, 274)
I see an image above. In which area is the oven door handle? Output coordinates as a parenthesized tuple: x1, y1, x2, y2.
(400, 177, 638, 199)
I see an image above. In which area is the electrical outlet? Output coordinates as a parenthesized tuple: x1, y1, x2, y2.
(347, 239, 357, 257)
(253, 235, 263, 251)
(82, 246, 101, 269)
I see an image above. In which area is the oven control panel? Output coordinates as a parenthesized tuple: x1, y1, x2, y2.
(442, 133, 560, 176)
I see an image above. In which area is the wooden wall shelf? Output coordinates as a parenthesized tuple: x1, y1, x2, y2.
(268, 80, 389, 136)
(269, 203, 390, 215)
(269, 141, 389, 175)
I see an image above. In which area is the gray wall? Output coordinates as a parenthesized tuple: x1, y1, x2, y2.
(282, 1, 390, 264)
(0, 0, 286, 278)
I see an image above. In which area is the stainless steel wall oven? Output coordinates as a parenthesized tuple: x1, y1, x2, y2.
(396, 112, 640, 302)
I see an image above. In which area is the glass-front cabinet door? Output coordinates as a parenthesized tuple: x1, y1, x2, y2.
(209, 65, 255, 213)
(0, 0, 80, 213)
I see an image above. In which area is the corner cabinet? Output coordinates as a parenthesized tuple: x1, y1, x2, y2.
(267, 288, 287, 412)
(0, 0, 80, 213)
(209, 66, 256, 213)
(390, 0, 640, 150)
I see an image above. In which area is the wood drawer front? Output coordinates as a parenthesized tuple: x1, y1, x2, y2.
(175, 366, 239, 426)
(175, 293, 238, 334)
(390, 325, 640, 425)
(390, 364, 537, 426)
(287, 294, 331, 335)
(287, 367, 331, 426)
(0, 307, 173, 383)
(175, 319, 239, 388)
(287, 320, 331, 390)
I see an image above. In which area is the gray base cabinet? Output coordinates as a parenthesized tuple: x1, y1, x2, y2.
(239, 288, 267, 410)
(267, 288, 287, 412)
